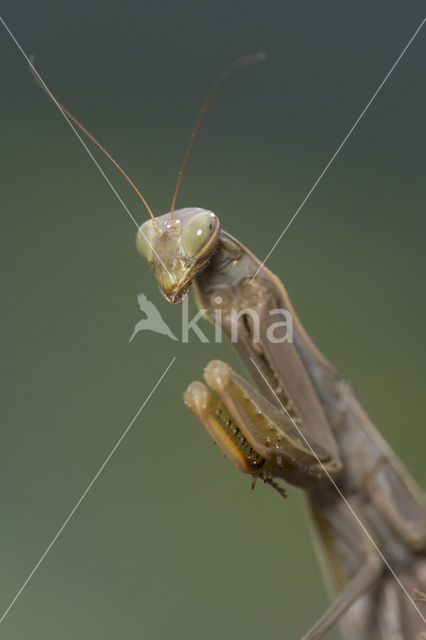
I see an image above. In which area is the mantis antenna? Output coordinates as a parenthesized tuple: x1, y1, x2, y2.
(170, 52, 267, 220)
(28, 58, 156, 221)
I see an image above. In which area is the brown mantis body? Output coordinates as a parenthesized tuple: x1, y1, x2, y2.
(32, 54, 426, 639)
(184, 218, 426, 639)
(137, 208, 426, 639)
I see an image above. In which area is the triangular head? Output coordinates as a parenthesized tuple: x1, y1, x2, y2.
(135, 207, 221, 303)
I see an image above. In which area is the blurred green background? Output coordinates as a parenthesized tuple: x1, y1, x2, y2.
(1, 2, 425, 638)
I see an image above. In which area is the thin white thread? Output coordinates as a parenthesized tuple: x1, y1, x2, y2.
(251, 16, 426, 281)
(0, 357, 176, 624)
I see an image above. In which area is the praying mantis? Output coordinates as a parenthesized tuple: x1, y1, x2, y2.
(33, 55, 426, 639)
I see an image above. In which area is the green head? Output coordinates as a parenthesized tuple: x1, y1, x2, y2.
(136, 207, 221, 303)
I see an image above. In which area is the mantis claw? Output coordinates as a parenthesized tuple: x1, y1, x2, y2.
(184, 360, 340, 489)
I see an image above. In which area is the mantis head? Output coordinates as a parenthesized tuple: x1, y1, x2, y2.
(31, 54, 263, 305)
(134, 55, 266, 302)
(136, 207, 221, 303)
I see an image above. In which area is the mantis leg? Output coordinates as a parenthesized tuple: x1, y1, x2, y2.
(299, 552, 383, 640)
(184, 360, 341, 488)
(364, 464, 426, 552)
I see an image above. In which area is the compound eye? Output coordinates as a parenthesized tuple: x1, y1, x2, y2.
(136, 220, 156, 263)
(182, 212, 217, 258)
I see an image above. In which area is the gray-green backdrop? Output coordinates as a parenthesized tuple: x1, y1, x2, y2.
(1, 2, 425, 638)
